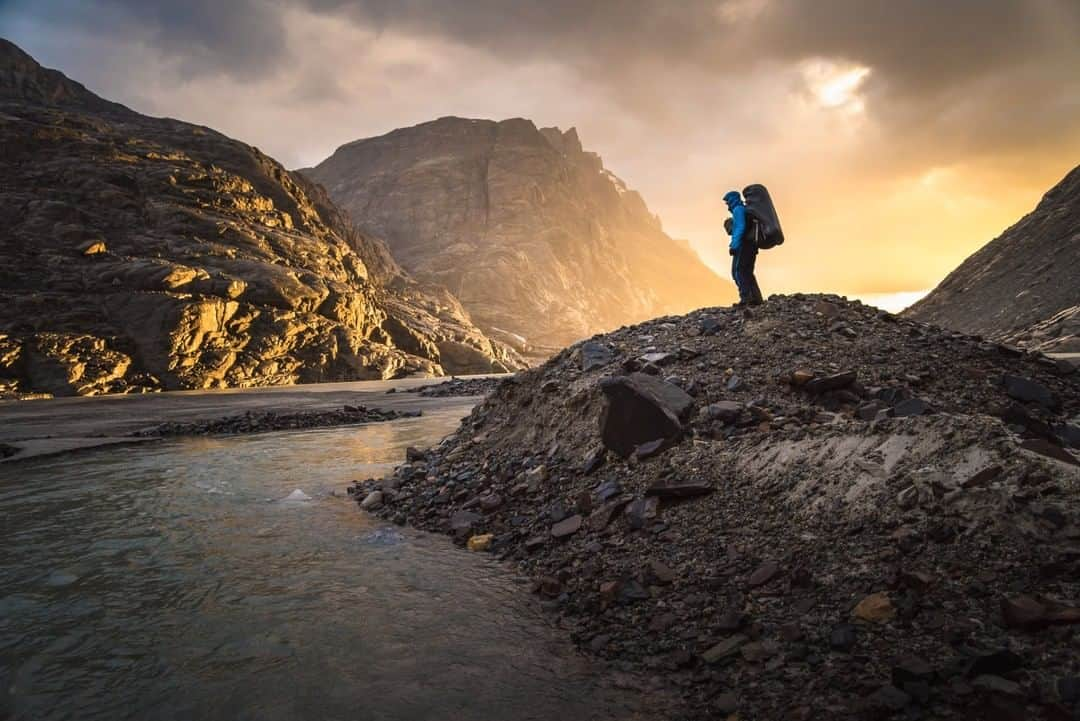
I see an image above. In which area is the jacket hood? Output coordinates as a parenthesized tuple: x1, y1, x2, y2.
(724, 191, 743, 209)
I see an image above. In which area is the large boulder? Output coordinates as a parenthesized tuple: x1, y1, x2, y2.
(599, 373, 694, 457)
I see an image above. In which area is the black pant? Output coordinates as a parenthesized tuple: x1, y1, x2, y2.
(731, 244, 763, 304)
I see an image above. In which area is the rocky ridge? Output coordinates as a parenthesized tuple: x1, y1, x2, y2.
(907, 164, 1080, 352)
(0, 39, 521, 398)
(355, 294, 1080, 720)
(301, 117, 731, 357)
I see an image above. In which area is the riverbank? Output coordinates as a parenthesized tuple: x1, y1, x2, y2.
(355, 294, 1080, 720)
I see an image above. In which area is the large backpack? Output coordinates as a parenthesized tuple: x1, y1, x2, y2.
(743, 184, 784, 249)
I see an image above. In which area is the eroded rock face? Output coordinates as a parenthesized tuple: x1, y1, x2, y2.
(0, 40, 522, 397)
(301, 117, 731, 357)
(906, 165, 1080, 348)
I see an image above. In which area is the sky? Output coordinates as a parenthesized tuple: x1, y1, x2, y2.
(3, 0, 1079, 312)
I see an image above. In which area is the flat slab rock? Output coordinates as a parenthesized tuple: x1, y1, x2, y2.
(645, 479, 713, 498)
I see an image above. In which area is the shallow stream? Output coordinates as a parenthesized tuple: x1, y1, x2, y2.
(0, 402, 648, 720)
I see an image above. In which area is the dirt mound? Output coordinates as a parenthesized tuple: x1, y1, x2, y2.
(356, 294, 1080, 720)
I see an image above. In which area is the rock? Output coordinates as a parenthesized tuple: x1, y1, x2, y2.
(1020, 438, 1080, 466)
(968, 649, 1023, 677)
(645, 479, 713, 499)
(634, 438, 667, 459)
(479, 494, 503, 512)
(617, 579, 650, 603)
(726, 374, 744, 391)
(644, 559, 676, 585)
(551, 514, 583, 538)
(1001, 595, 1047, 629)
(599, 580, 621, 604)
(580, 342, 615, 371)
(865, 684, 911, 711)
(625, 497, 659, 528)
(804, 370, 856, 394)
(713, 692, 738, 715)
(467, 534, 493, 552)
(590, 498, 631, 530)
(700, 401, 743, 423)
(524, 534, 547, 551)
(526, 465, 549, 484)
(892, 655, 934, 686)
(582, 446, 606, 474)
(450, 510, 482, 535)
(898, 570, 936, 593)
(1056, 422, 1080, 448)
(702, 634, 747, 664)
(830, 624, 857, 652)
(79, 240, 107, 256)
(360, 490, 384, 510)
(972, 675, 1023, 696)
(856, 401, 885, 420)
(962, 464, 1003, 488)
(537, 576, 562, 598)
(740, 640, 778, 663)
(892, 398, 929, 417)
(599, 373, 694, 457)
(747, 561, 781, 588)
(639, 352, 675, 366)
(588, 634, 611, 652)
(699, 317, 722, 335)
(595, 479, 623, 502)
(1002, 374, 1059, 409)
(790, 369, 815, 386)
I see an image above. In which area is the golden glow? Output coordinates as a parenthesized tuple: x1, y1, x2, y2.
(800, 59, 872, 112)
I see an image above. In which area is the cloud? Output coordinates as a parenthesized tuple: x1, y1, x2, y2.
(1, 0, 1078, 298)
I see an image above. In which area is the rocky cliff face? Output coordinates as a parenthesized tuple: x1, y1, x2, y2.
(0, 40, 521, 398)
(301, 117, 731, 356)
(906, 165, 1080, 352)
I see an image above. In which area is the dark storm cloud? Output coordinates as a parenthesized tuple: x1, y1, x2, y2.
(2, 0, 287, 78)
(9, 0, 1077, 157)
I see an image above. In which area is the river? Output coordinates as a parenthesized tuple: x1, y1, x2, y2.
(0, 383, 654, 721)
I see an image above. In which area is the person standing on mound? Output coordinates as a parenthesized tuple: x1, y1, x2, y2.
(724, 190, 764, 307)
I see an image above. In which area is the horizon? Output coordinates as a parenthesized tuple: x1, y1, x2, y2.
(4, 1, 1078, 312)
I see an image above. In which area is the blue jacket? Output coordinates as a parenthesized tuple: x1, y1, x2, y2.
(724, 191, 747, 251)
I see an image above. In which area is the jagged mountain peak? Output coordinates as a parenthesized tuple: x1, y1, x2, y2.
(303, 117, 730, 354)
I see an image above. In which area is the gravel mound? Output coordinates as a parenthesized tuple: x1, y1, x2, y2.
(355, 294, 1080, 720)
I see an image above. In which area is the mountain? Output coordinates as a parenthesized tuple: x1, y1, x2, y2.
(301, 117, 731, 355)
(906, 165, 1080, 352)
(0, 39, 521, 398)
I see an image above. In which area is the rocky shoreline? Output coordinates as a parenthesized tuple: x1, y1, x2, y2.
(353, 294, 1080, 720)
(399, 376, 505, 398)
(134, 405, 417, 437)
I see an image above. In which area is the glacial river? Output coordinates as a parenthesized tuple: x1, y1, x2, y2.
(0, 389, 651, 721)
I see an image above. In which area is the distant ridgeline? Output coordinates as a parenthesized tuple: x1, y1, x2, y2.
(301, 117, 731, 357)
(0, 39, 523, 398)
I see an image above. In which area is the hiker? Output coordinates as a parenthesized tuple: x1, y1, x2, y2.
(724, 190, 764, 306)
